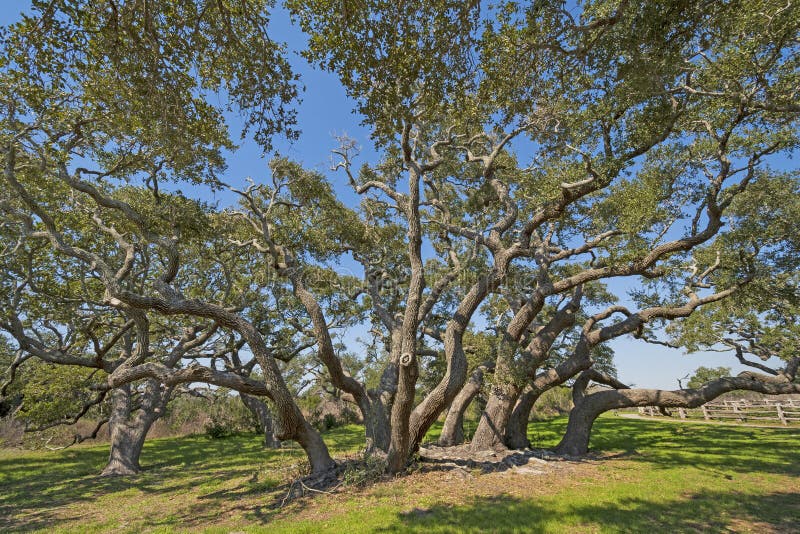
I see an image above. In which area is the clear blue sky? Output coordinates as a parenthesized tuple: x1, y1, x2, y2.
(1, 1, 788, 390)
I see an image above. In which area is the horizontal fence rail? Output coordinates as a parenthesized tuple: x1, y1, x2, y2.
(636, 399, 800, 425)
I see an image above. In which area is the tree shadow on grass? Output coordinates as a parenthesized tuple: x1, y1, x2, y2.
(0, 464, 260, 532)
(387, 495, 559, 533)
(530, 417, 800, 477)
(381, 489, 800, 533)
(0, 433, 302, 532)
(2, 420, 797, 531)
(0, 427, 362, 532)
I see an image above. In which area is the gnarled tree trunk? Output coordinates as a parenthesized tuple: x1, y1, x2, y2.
(469, 382, 520, 451)
(470, 291, 581, 452)
(555, 368, 800, 456)
(505, 385, 540, 449)
(364, 384, 393, 454)
(103, 419, 149, 476)
(504, 353, 595, 449)
(408, 268, 505, 450)
(240, 393, 280, 448)
(439, 362, 492, 446)
(554, 398, 605, 456)
(244, 331, 335, 473)
(386, 348, 419, 473)
(101, 383, 161, 476)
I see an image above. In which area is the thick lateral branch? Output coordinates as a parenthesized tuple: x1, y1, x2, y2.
(556, 363, 800, 455)
(109, 363, 271, 396)
(595, 374, 800, 410)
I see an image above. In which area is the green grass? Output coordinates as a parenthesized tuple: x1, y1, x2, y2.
(1, 417, 798, 533)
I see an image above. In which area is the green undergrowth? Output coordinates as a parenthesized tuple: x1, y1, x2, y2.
(1, 418, 797, 533)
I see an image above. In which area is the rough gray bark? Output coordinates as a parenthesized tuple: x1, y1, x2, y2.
(364, 382, 393, 453)
(504, 343, 599, 448)
(240, 393, 280, 448)
(385, 150, 426, 474)
(387, 334, 421, 473)
(439, 362, 492, 446)
(555, 367, 800, 455)
(505, 385, 540, 449)
(471, 291, 580, 451)
(101, 383, 161, 476)
(409, 265, 506, 449)
(103, 420, 148, 476)
(504, 355, 599, 449)
(469, 382, 520, 451)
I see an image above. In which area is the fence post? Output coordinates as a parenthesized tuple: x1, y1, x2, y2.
(678, 408, 687, 419)
(701, 405, 710, 421)
(776, 404, 787, 426)
(732, 404, 744, 422)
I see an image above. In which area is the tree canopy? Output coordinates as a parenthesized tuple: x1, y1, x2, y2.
(1, 0, 798, 476)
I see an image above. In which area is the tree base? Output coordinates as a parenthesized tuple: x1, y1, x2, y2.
(100, 462, 141, 477)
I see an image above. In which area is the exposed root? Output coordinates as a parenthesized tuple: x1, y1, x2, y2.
(275, 445, 589, 508)
(276, 454, 388, 507)
(416, 444, 582, 475)
(99, 465, 141, 477)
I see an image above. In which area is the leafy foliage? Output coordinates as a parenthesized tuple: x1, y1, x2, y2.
(15, 362, 105, 428)
(687, 366, 732, 389)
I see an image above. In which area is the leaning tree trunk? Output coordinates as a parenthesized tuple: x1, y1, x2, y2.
(469, 334, 528, 452)
(246, 330, 336, 473)
(554, 369, 800, 456)
(469, 382, 521, 451)
(408, 271, 500, 450)
(505, 385, 540, 449)
(240, 393, 281, 448)
(470, 331, 529, 452)
(364, 385, 393, 454)
(439, 362, 491, 446)
(101, 384, 156, 476)
(504, 359, 593, 449)
(553, 368, 630, 456)
(290, 273, 384, 454)
(553, 398, 603, 456)
(506, 339, 597, 449)
(471, 291, 581, 452)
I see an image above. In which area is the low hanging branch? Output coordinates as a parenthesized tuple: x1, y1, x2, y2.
(556, 357, 800, 456)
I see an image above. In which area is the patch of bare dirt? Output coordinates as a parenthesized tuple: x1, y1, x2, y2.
(268, 449, 607, 526)
(727, 518, 794, 533)
(417, 444, 581, 475)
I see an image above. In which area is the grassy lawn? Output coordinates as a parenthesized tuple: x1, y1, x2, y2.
(1, 416, 798, 533)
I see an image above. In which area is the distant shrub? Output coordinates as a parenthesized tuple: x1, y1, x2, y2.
(204, 421, 231, 439)
(531, 386, 573, 420)
(321, 413, 338, 431)
(164, 389, 257, 439)
(307, 398, 361, 431)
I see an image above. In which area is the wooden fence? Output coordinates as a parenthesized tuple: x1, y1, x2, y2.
(637, 398, 800, 425)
